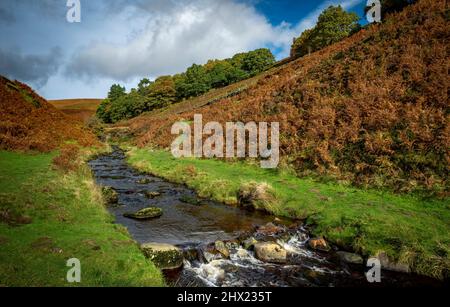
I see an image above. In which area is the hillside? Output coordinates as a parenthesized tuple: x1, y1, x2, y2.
(125, 0, 449, 195)
(0, 77, 99, 152)
(49, 99, 102, 123)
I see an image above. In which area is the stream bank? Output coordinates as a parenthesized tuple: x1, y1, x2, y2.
(88, 147, 444, 287)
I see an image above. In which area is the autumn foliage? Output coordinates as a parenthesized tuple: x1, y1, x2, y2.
(127, 0, 449, 195)
(0, 76, 99, 152)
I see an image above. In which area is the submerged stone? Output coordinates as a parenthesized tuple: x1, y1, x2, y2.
(145, 191, 162, 199)
(136, 178, 152, 184)
(124, 207, 163, 220)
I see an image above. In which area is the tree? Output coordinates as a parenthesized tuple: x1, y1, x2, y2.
(146, 76, 177, 110)
(291, 29, 314, 57)
(291, 6, 360, 58)
(96, 99, 112, 123)
(137, 78, 152, 96)
(107, 84, 126, 101)
(242, 48, 276, 76)
(175, 64, 211, 98)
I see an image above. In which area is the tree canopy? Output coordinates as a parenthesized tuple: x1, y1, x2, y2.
(97, 48, 276, 123)
(291, 6, 360, 58)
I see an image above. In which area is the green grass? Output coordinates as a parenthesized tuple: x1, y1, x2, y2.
(0, 151, 164, 287)
(127, 148, 450, 280)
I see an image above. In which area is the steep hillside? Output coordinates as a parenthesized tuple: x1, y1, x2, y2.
(49, 99, 102, 123)
(127, 0, 449, 195)
(0, 77, 99, 152)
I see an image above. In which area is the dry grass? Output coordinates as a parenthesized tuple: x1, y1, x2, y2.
(49, 99, 103, 123)
(0, 77, 100, 152)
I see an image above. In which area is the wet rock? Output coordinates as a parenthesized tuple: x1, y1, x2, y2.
(124, 207, 163, 220)
(225, 240, 239, 250)
(179, 196, 203, 206)
(145, 191, 161, 199)
(308, 237, 331, 252)
(136, 178, 152, 184)
(242, 237, 258, 250)
(101, 186, 119, 205)
(254, 242, 287, 264)
(336, 251, 363, 265)
(202, 251, 222, 263)
(214, 241, 230, 259)
(256, 222, 285, 237)
(141, 243, 184, 270)
(375, 252, 411, 273)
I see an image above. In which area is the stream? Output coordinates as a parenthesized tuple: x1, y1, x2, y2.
(88, 147, 443, 287)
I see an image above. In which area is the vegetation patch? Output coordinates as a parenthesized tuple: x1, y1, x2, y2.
(0, 150, 164, 286)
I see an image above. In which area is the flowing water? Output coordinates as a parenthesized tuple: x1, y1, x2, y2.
(88, 148, 443, 287)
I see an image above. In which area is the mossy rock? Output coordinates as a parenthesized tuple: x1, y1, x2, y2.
(136, 178, 152, 184)
(145, 191, 162, 199)
(141, 243, 184, 270)
(101, 186, 119, 205)
(124, 207, 163, 220)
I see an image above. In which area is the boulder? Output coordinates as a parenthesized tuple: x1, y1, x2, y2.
(141, 243, 184, 270)
(214, 241, 230, 259)
(308, 237, 331, 252)
(254, 242, 287, 264)
(124, 207, 163, 220)
(101, 186, 119, 205)
(336, 251, 364, 265)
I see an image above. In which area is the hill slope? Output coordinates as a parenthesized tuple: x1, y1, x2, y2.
(0, 77, 99, 152)
(126, 0, 449, 195)
(49, 99, 102, 123)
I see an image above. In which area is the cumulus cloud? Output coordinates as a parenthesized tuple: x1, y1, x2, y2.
(65, 0, 297, 81)
(65, 0, 364, 82)
(0, 47, 63, 88)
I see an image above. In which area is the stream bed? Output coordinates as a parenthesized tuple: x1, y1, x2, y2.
(88, 148, 442, 287)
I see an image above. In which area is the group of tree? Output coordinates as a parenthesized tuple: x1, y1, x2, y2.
(97, 48, 275, 123)
(290, 0, 417, 58)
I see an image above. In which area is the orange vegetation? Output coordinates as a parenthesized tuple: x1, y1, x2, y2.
(126, 0, 449, 194)
(0, 76, 100, 152)
(49, 99, 103, 123)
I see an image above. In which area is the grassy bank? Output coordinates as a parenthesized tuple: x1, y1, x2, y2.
(127, 148, 449, 280)
(0, 150, 164, 286)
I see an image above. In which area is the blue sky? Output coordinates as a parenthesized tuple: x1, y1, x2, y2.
(0, 0, 366, 99)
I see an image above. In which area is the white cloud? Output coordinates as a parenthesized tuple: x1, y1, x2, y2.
(66, 0, 364, 82)
(66, 0, 297, 81)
